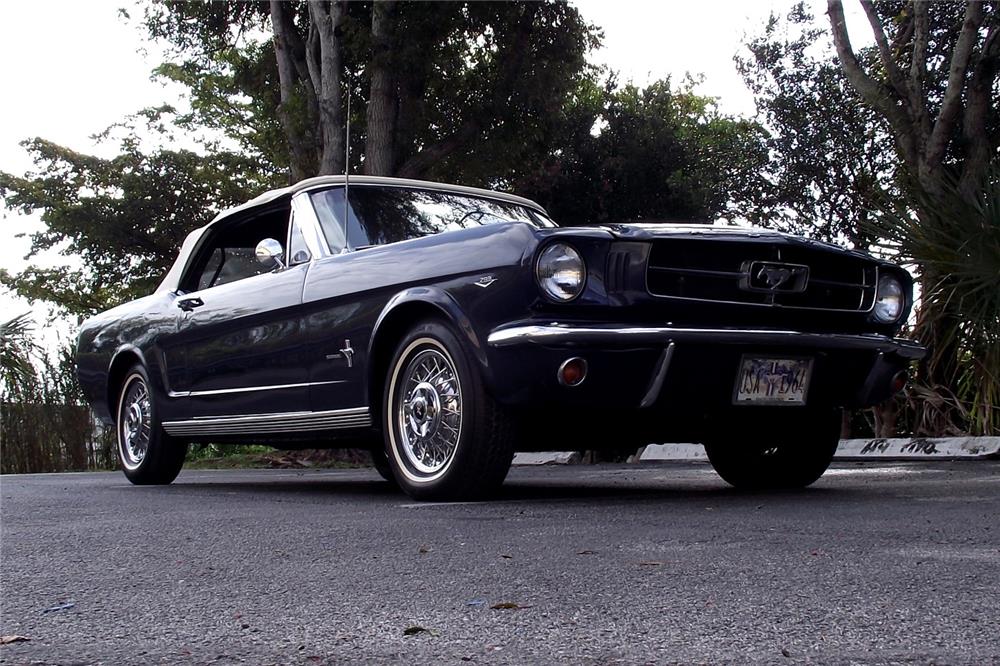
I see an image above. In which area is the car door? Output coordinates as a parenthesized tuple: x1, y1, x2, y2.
(296, 188, 371, 414)
(167, 204, 315, 419)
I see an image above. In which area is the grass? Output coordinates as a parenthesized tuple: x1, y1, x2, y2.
(183, 447, 375, 470)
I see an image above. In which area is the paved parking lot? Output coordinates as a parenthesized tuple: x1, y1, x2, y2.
(2, 461, 998, 664)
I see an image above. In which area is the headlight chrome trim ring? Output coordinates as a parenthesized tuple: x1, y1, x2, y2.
(535, 242, 586, 302)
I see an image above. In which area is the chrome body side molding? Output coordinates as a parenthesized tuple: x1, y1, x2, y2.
(167, 380, 345, 399)
(162, 407, 371, 437)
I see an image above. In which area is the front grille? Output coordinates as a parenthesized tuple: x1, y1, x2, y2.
(646, 239, 877, 312)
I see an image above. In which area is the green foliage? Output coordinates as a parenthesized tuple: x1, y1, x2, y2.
(0, 316, 114, 474)
(873, 169, 1000, 435)
(137, 1, 600, 182)
(153, 44, 289, 170)
(0, 313, 39, 396)
(735, 3, 895, 247)
(407, 1, 600, 184)
(741, 2, 1000, 436)
(0, 132, 280, 316)
(518, 78, 769, 224)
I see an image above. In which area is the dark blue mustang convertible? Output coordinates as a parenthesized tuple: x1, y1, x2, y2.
(76, 176, 924, 500)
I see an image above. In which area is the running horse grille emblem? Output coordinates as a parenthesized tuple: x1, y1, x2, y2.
(740, 261, 810, 293)
(759, 266, 794, 289)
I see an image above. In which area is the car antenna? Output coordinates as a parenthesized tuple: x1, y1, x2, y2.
(343, 71, 351, 252)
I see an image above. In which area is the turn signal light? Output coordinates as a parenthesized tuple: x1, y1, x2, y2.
(558, 357, 588, 387)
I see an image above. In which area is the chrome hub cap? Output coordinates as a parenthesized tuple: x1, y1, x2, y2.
(397, 347, 462, 476)
(119, 377, 152, 470)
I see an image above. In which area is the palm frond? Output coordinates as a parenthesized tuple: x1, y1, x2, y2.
(871, 167, 1000, 435)
(0, 313, 39, 397)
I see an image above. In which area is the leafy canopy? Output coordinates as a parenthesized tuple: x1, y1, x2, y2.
(0, 127, 277, 316)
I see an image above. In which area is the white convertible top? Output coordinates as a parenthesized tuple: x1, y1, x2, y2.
(156, 176, 547, 294)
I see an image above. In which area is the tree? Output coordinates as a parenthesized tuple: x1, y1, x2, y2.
(736, 3, 895, 248)
(517, 78, 769, 225)
(141, 1, 598, 184)
(0, 126, 276, 317)
(826, 1, 1000, 434)
(827, 0, 999, 201)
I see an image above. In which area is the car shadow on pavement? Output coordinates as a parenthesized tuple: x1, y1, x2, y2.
(494, 482, 848, 505)
(161, 466, 851, 505)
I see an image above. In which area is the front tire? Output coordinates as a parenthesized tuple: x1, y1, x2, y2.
(382, 320, 516, 501)
(115, 365, 187, 485)
(703, 409, 841, 490)
(369, 445, 397, 485)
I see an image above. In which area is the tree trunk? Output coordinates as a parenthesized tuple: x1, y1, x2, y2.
(827, 0, 989, 199)
(364, 0, 398, 175)
(270, 1, 318, 182)
(307, 0, 346, 176)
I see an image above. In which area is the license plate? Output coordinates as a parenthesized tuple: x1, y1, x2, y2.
(733, 356, 812, 405)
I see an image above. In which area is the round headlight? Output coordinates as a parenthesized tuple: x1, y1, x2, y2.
(874, 275, 904, 323)
(536, 243, 585, 301)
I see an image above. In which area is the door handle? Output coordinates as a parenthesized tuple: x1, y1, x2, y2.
(177, 297, 204, 312)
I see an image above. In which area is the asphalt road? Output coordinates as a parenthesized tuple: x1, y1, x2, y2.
(1, 461, 998, 665)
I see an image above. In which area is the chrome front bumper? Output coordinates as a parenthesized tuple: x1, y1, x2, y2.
(486, 323, 926, 360)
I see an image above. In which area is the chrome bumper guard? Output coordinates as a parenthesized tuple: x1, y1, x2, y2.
(486, 323, 926, 360)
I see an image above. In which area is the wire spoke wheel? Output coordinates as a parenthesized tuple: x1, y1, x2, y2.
(395, 346, 463, 477)
(384, 321, 516, 501)
(118, 375, 152, 471)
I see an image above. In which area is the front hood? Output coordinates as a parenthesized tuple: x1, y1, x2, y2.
(598, 222, 874, 261)
(602, 222, 797, 242)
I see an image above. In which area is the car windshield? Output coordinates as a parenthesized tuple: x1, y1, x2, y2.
(310, 185, 554, 251)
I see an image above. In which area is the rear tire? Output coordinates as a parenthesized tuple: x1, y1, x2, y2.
(703, 408, 841, 490)
(382, 319, 516, 501)
(115, 365, 187, 485)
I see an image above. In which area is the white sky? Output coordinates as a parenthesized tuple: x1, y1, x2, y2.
(0, 0, 871, 349)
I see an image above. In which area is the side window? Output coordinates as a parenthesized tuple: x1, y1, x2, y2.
(198, 247, 266, 289)
(287, 214, 312, 266)
(309, 188, 349, 253)
(196, 248, 224, 291)
(182, 205, 292, 292)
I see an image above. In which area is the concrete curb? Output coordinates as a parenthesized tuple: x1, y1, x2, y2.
(512, 437, 1000, 465)
(835, 436, 1000, 460)
(637, 443, 706, 462)
(511, 451, 583, 466)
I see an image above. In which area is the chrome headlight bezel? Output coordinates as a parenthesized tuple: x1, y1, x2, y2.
(535, 242, 586, 302)
(873, 273, 905, 324)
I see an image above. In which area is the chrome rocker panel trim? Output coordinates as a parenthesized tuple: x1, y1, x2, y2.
(487, 324, 926, 360)
(162, 407, 371, 437)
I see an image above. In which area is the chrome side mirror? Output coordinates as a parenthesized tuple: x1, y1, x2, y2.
(255, 238, 285, 269)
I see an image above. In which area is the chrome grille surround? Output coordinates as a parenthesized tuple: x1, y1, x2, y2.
(645, 239, 878, 312)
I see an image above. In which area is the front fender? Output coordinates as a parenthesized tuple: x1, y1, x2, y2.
(370, 286, 487, 368)
(109, 343, 151, 376)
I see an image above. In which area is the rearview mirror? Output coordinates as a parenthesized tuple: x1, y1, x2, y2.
(255, 238, 285, 269)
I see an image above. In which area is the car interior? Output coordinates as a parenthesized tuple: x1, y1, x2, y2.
(181, 204, 295, 293)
